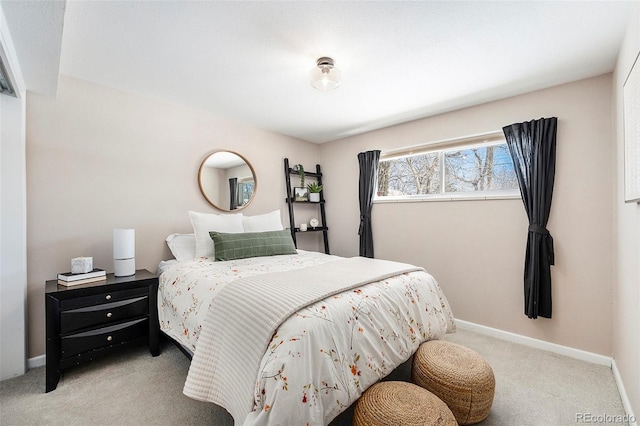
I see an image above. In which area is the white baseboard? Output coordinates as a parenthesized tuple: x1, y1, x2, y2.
(454, 319, 612, 366)
(23, 320, 639, 425)
(612, 359, 638, 426)
(456, 319, 640, 424)
(27, 354, 45, 369)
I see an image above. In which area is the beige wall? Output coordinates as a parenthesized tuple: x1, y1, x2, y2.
(25, 69, 633, 416)
(321, 74, 614, 356)
(26, 75, 321, 357)
(613, 3, 640, 417)
(200, 166, 225, 207)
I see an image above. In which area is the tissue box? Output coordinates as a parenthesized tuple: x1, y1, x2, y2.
(71, 257, 93, 274)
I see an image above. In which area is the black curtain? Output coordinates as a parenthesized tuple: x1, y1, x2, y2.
(229, 178, 238, 210)
(503, 117, 557, 319)
(357, 150, 381, 258)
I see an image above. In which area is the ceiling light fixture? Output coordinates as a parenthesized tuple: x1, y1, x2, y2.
(310, 57, 341, 91)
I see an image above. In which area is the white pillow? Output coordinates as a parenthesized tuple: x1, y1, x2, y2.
(165, 233, 196, 262)
(188, 211, 244, 258)
(242, 209, 284, 233)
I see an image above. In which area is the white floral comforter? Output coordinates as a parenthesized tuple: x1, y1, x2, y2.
(158, 250, 455, 425)
(158, 250, 344, 353)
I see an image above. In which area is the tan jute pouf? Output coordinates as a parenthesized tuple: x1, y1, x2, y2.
(412, 340, 495, 425)
(352, 381, 457, 426)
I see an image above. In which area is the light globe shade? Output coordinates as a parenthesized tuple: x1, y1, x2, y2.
(113, 228, 135, 276)
(310, 57, 341, 91)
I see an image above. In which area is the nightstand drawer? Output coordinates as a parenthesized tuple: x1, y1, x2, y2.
(60, 287, 148, 311)
(60, 296, 148, 334)
(61, 318, 148, 358)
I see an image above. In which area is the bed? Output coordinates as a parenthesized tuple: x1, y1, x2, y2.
(157, 211, 455, 425)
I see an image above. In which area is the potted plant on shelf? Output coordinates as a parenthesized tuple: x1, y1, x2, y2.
(293, 165, 308, 201)
(307, 181, 323, 202)
(293, 164, 305, 186)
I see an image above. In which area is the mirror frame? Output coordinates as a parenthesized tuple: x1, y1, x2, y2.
(197, 150, 257, 212)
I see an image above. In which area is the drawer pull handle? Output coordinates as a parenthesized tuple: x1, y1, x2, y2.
(107, 335, 113, 342)
(105, 295, 112, 300)
(106, 312, 113, 318)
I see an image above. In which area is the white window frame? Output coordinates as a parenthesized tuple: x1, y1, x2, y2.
(374, 131, 521, 203)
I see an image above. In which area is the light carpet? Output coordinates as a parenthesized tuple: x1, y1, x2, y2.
(0, 329, 626, 425)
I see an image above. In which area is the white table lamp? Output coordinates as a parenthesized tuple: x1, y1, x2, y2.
(113, 228, 135, 276)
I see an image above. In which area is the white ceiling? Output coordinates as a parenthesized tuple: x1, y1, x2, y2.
(1, 0, 64, 97)
(2, 1, 636, 143)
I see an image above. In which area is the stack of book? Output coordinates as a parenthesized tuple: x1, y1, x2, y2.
(57, 268, 107, 286)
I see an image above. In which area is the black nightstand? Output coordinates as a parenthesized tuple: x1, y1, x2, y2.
(45, 269, 160, 392)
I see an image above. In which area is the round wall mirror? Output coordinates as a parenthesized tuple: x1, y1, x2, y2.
(198, 150, 257, 211)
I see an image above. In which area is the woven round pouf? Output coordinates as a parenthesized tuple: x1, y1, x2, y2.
(412, 340, 495, 425)
(352, 381, 456, 426)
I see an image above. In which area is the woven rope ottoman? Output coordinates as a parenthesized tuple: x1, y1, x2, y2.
(412, 340, 495, 425)
(352, 381, 456, 426)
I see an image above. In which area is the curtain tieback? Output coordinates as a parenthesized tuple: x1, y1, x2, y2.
(358, 215, 371, 236)
(528, 224, 548, 235)
(528, 224, 555, 265)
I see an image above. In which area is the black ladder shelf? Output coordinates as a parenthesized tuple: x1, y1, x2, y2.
(284, 158, 330, 254)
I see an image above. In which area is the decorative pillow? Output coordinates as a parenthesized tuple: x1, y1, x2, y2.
(188, 211, 244, 258)
(165, 233, 196, 262)
(210, 230, 297, 261)
(242, 209, 284, 233)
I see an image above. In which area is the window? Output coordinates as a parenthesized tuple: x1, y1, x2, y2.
(237, 178, 254, 206)
(376, 132, 519, 201)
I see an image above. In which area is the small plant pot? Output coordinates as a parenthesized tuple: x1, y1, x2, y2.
(309, 193, 320, 202)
